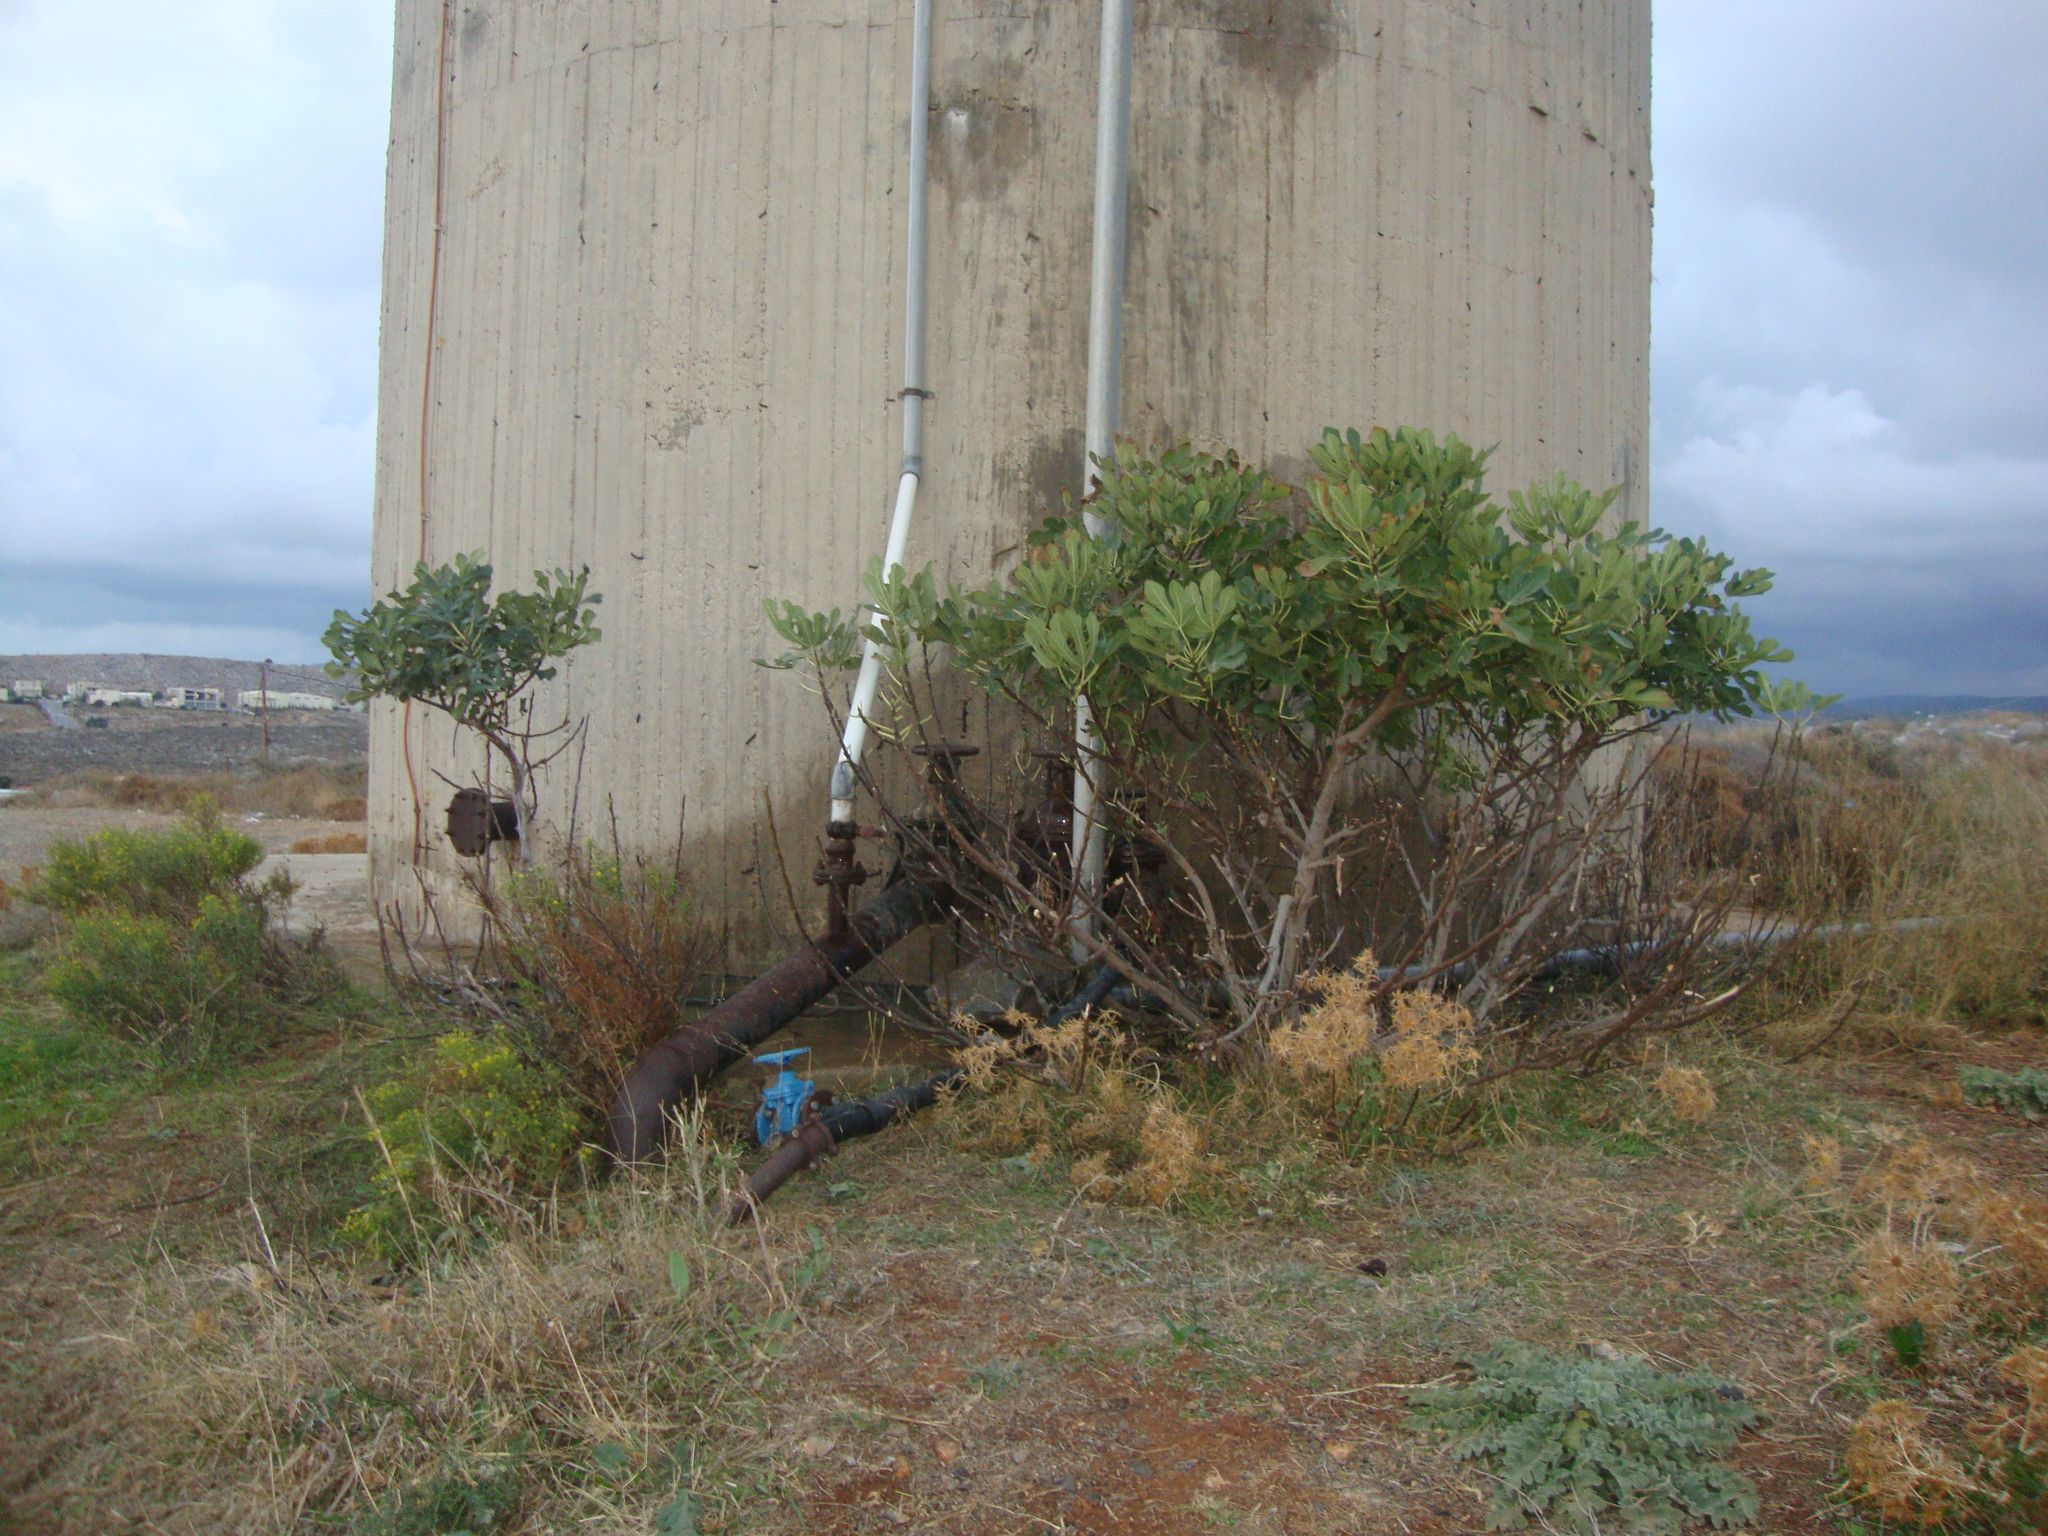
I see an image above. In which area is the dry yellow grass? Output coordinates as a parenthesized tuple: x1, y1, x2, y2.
(1380, 990, 1479, 1092)
(1853, 1135, 1978, 1215)
(1121, 1101, 1207, 1207)
(1815, 1132, 2045, 1333)
(19, 1119, 777, 1534)
(1801, 1131, 1843, 1190)
(1269, 953, 1380, 1101)
(1966, 1184, 2048, 1315)
(1842, 1399, 1983, 1528)
(945, 1013, 1215, 1209)
(2000, 1345, 2048, 1453)
(25, 763, 368, 821)
(287, 830, 368, 854)
(1799, 1113, 2048, 1524)
(1269, 954, 1479, 1103)
(1854, 1227, 1961, 1337)
(1738, 736, 2048, 1038)
(1652, 1064, 1718, 1122)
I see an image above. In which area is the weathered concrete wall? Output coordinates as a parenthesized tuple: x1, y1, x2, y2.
(370, 0, 1651, 961)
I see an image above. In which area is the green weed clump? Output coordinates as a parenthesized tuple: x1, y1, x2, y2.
(356, 1455, 525, 1536)
(45, 897, 263, 1051)
(343, 1029, 591, 1262)
(1407, 1341, 1758, 1534)
(1960, 1065, 2048, 1119)
(26, 801, 329, 1060)
(30, 799, 263, 921)
(0, 953, 134, 1150)
(348, 832, 706, 1263)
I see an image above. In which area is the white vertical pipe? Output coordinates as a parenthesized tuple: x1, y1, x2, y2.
(1070, 0, 1134, 946)
(832, 0, 934, 827)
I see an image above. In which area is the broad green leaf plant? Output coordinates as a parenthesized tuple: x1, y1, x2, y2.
(767, 428, 1791, 1042)
(1408, 1341, 1760, 1534)
(325, 554, 601, 850)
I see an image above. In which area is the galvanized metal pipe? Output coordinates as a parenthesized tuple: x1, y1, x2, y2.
(1070, 0, 1135, 949)
(605, 877, 945, 1163)
(833, 0, 936, 826)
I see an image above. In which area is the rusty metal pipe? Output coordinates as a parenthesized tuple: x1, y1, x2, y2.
(724, 1118, 836, 1223)
(605, 877, 945, 1163)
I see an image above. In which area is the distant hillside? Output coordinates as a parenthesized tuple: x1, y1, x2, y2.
(1823, 694, 2048, 720)
(0, 654, 351, 701)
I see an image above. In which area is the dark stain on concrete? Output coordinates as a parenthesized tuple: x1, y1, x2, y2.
(932, 69, 1042, 203)
(651, 403, 704, 451)
(1265, 450, 1312, 491)
(1140, 0, 1342, 108)
(460, 3, 491, 59)
(1018, 426, 1087, 537)
(1122, 164, 1155, 265)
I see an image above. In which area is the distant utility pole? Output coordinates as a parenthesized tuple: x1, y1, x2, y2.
(259, 658, 271, 769)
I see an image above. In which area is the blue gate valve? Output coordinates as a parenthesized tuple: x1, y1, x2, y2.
(752, 1048, 816, 1145)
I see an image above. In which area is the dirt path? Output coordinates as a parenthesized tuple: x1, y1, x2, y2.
(262, 849, 379, 980)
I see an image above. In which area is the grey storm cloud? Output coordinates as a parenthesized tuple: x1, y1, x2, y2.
(0, 1, 2042, 697)
(0, 1, 388, 664)
(1650, 0, 2048, 698)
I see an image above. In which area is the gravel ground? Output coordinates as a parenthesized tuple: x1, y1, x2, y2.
(0, 713, 366, 781)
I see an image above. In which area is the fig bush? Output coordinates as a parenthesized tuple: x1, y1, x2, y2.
(769, 428, 1797, 1054)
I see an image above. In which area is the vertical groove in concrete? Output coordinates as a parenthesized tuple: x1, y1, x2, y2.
(370, 0, 1653, 962)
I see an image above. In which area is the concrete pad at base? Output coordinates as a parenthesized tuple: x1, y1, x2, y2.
(260, 851, 382, 984)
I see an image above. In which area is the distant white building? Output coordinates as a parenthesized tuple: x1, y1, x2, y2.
(8, 680, 46, 700)
(237, 689, 336, 712)
(164, 686, 225, 710)
(84, 688, 153, 708)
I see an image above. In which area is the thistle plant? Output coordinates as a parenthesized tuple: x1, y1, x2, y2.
(1408, 1341, 1759, 1534)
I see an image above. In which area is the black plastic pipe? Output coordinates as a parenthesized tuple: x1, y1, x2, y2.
(1374, 915, 1955, 989)
(722, 959, 1116, 1219)
(605, 876, 945, 1163)
(1092, 916, 1955, 1013)
(1045, 960, 1122, 1025)
(724, 1067, 965, 1223)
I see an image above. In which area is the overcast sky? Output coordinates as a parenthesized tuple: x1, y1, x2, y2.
(0, 2, 2041, 699)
